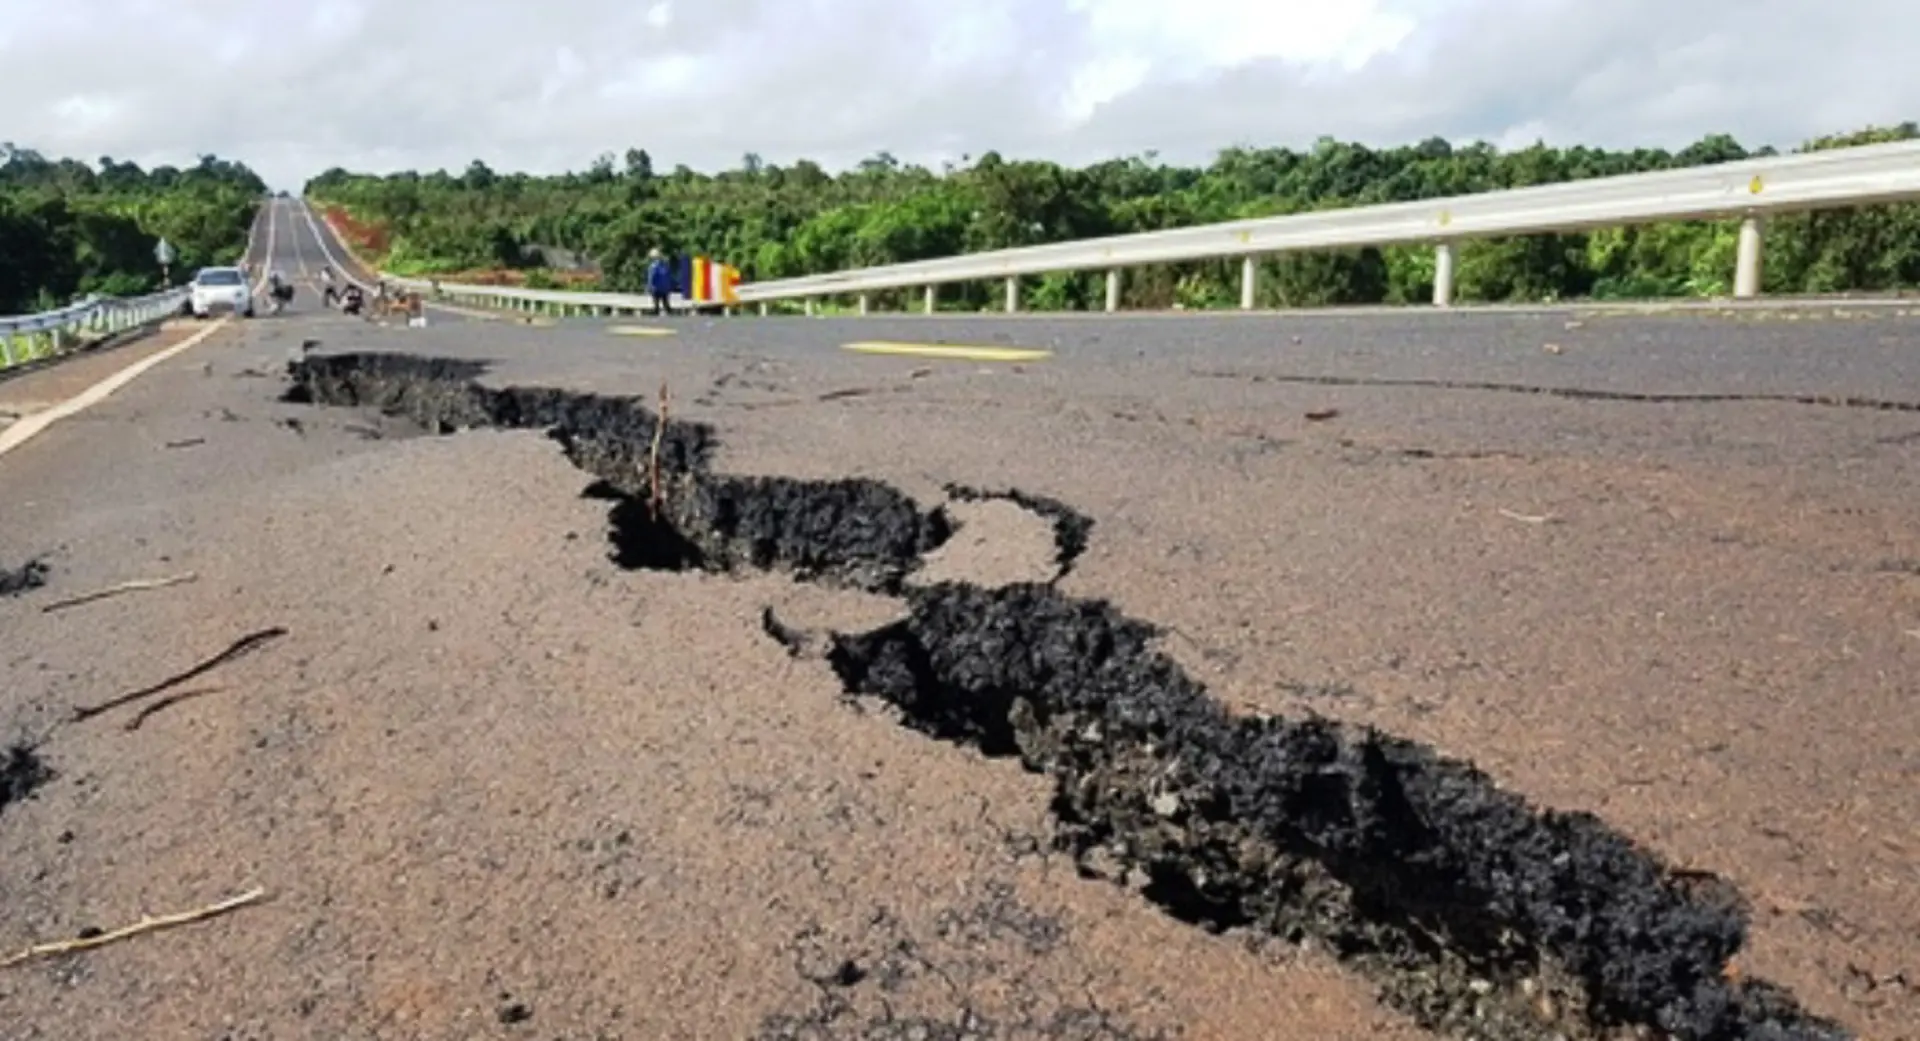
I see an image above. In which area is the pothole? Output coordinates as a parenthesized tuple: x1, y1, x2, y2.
(283, 352, 1848, 1041)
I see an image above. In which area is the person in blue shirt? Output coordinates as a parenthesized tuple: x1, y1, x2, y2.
(645, 248, 674, 315)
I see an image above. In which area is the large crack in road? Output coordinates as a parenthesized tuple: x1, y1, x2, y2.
(282, 351, 1849, 1041)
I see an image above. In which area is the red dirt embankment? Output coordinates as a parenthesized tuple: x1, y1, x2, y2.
(318, 206, 599, 288)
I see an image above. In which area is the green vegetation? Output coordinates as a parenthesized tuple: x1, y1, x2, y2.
(0, 145, 266, 315)
(306, 124, 1920, 311)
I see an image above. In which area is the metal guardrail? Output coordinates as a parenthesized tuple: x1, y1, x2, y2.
(335, 139, 1920, 316)
(0, 288, 191, 370)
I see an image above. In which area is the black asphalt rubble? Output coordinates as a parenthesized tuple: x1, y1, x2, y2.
(0, 559, 49, 598)
(0, 743, 51, 819)
(284, 351, 1850, 1041)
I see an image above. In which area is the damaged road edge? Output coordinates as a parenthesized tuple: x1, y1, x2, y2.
(282, 351, 1849, 1041)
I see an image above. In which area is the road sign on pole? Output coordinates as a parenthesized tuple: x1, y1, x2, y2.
(155, 238, 175, 286)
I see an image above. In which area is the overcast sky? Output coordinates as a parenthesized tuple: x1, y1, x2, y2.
(2, 0, 1917, 190)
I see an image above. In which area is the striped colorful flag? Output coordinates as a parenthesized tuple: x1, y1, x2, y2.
(689, 256, 741, 305)
(671, 255, 741, 305)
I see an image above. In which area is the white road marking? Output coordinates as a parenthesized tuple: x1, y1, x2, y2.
(0, 202, 276, 460)
(0, 318, 235, 459)
(251, 200, 278, 296)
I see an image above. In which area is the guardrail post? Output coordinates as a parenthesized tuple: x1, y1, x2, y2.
(1433, 242, 1456, 307)
(858, 293, 870, 316)
(1004, 277, 1019, 313)
(1239, 256, 1258, 310)
(758, 302, 768, 317)
(1, 334, 15, 368)
(1734, 216, 1764, 299)
(805, 298, 815, 317)
(1104, 270, 1120, 312)
(923, 286, 936, 315)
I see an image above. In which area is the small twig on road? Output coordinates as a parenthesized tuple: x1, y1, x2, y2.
(40, 572, 197, 614)
(123, 686, 223, 731)
(647, 381, 670, 519)
(162, 437, 206, 450)
(1497, 508, 1555, 525)
(72, 626, 286, 723)
(0, 887, 267, 969)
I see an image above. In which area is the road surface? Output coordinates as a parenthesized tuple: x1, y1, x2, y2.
(0, 203, 1914, 1041)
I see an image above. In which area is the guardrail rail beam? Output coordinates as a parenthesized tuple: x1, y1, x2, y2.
(325, 141, 1920, 318)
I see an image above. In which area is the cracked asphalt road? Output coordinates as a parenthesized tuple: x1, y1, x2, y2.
(0, 206, 1916, 1040)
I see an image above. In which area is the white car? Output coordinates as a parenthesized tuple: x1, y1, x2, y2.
(190, 266, 254, 319)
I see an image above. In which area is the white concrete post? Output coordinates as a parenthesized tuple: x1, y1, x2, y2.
(1735, 216, 1764, 299)
(759, 302, 768, 316)
(858, 293, 870, 315)
(1005, 277, 1019, 313)
(924, 285, 936, 314)
(1240, 256, 1258, 310)
(1433, 242, 1456, 307)
(1104, 269, 1121, 312)
(805, 298, 815, 317)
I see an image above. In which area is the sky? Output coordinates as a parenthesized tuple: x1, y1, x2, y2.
(1, 0, 1917, 190)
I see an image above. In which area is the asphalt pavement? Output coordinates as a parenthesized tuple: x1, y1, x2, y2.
(0, 204, 1915, 1040)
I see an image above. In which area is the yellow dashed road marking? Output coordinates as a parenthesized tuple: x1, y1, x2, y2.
(841, 341, 1051, 363)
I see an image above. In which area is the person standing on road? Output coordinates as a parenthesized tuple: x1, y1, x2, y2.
(646, 248, 674, 316)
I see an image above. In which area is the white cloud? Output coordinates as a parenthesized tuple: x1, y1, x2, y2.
(0, 0, 1916, 189)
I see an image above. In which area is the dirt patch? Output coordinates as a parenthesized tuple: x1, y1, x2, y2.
(284, 351, 1849, 1041)
(751, 881, 1176, 1040)
(912, 497, 1063, 589)
(1, 558, 49, 597)
(943, 484, 1095, 577)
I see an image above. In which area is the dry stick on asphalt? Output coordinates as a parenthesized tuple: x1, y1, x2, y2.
(123, 686, 223, 732)
(0, 888, 267, 970)
(39, 572, 198, 614)
(647, 381, 670, 519)
(71, 626, 286, 723)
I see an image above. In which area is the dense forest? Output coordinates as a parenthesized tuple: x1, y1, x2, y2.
(305, 124, 1920, 311)
(0, 146, 265, 315)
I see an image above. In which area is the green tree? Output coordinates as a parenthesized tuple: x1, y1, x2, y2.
(0, 149, 264, 312)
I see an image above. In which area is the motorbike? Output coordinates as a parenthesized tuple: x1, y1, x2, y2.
(267, 282, 295, 315)
(340, 286, 365, 316)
